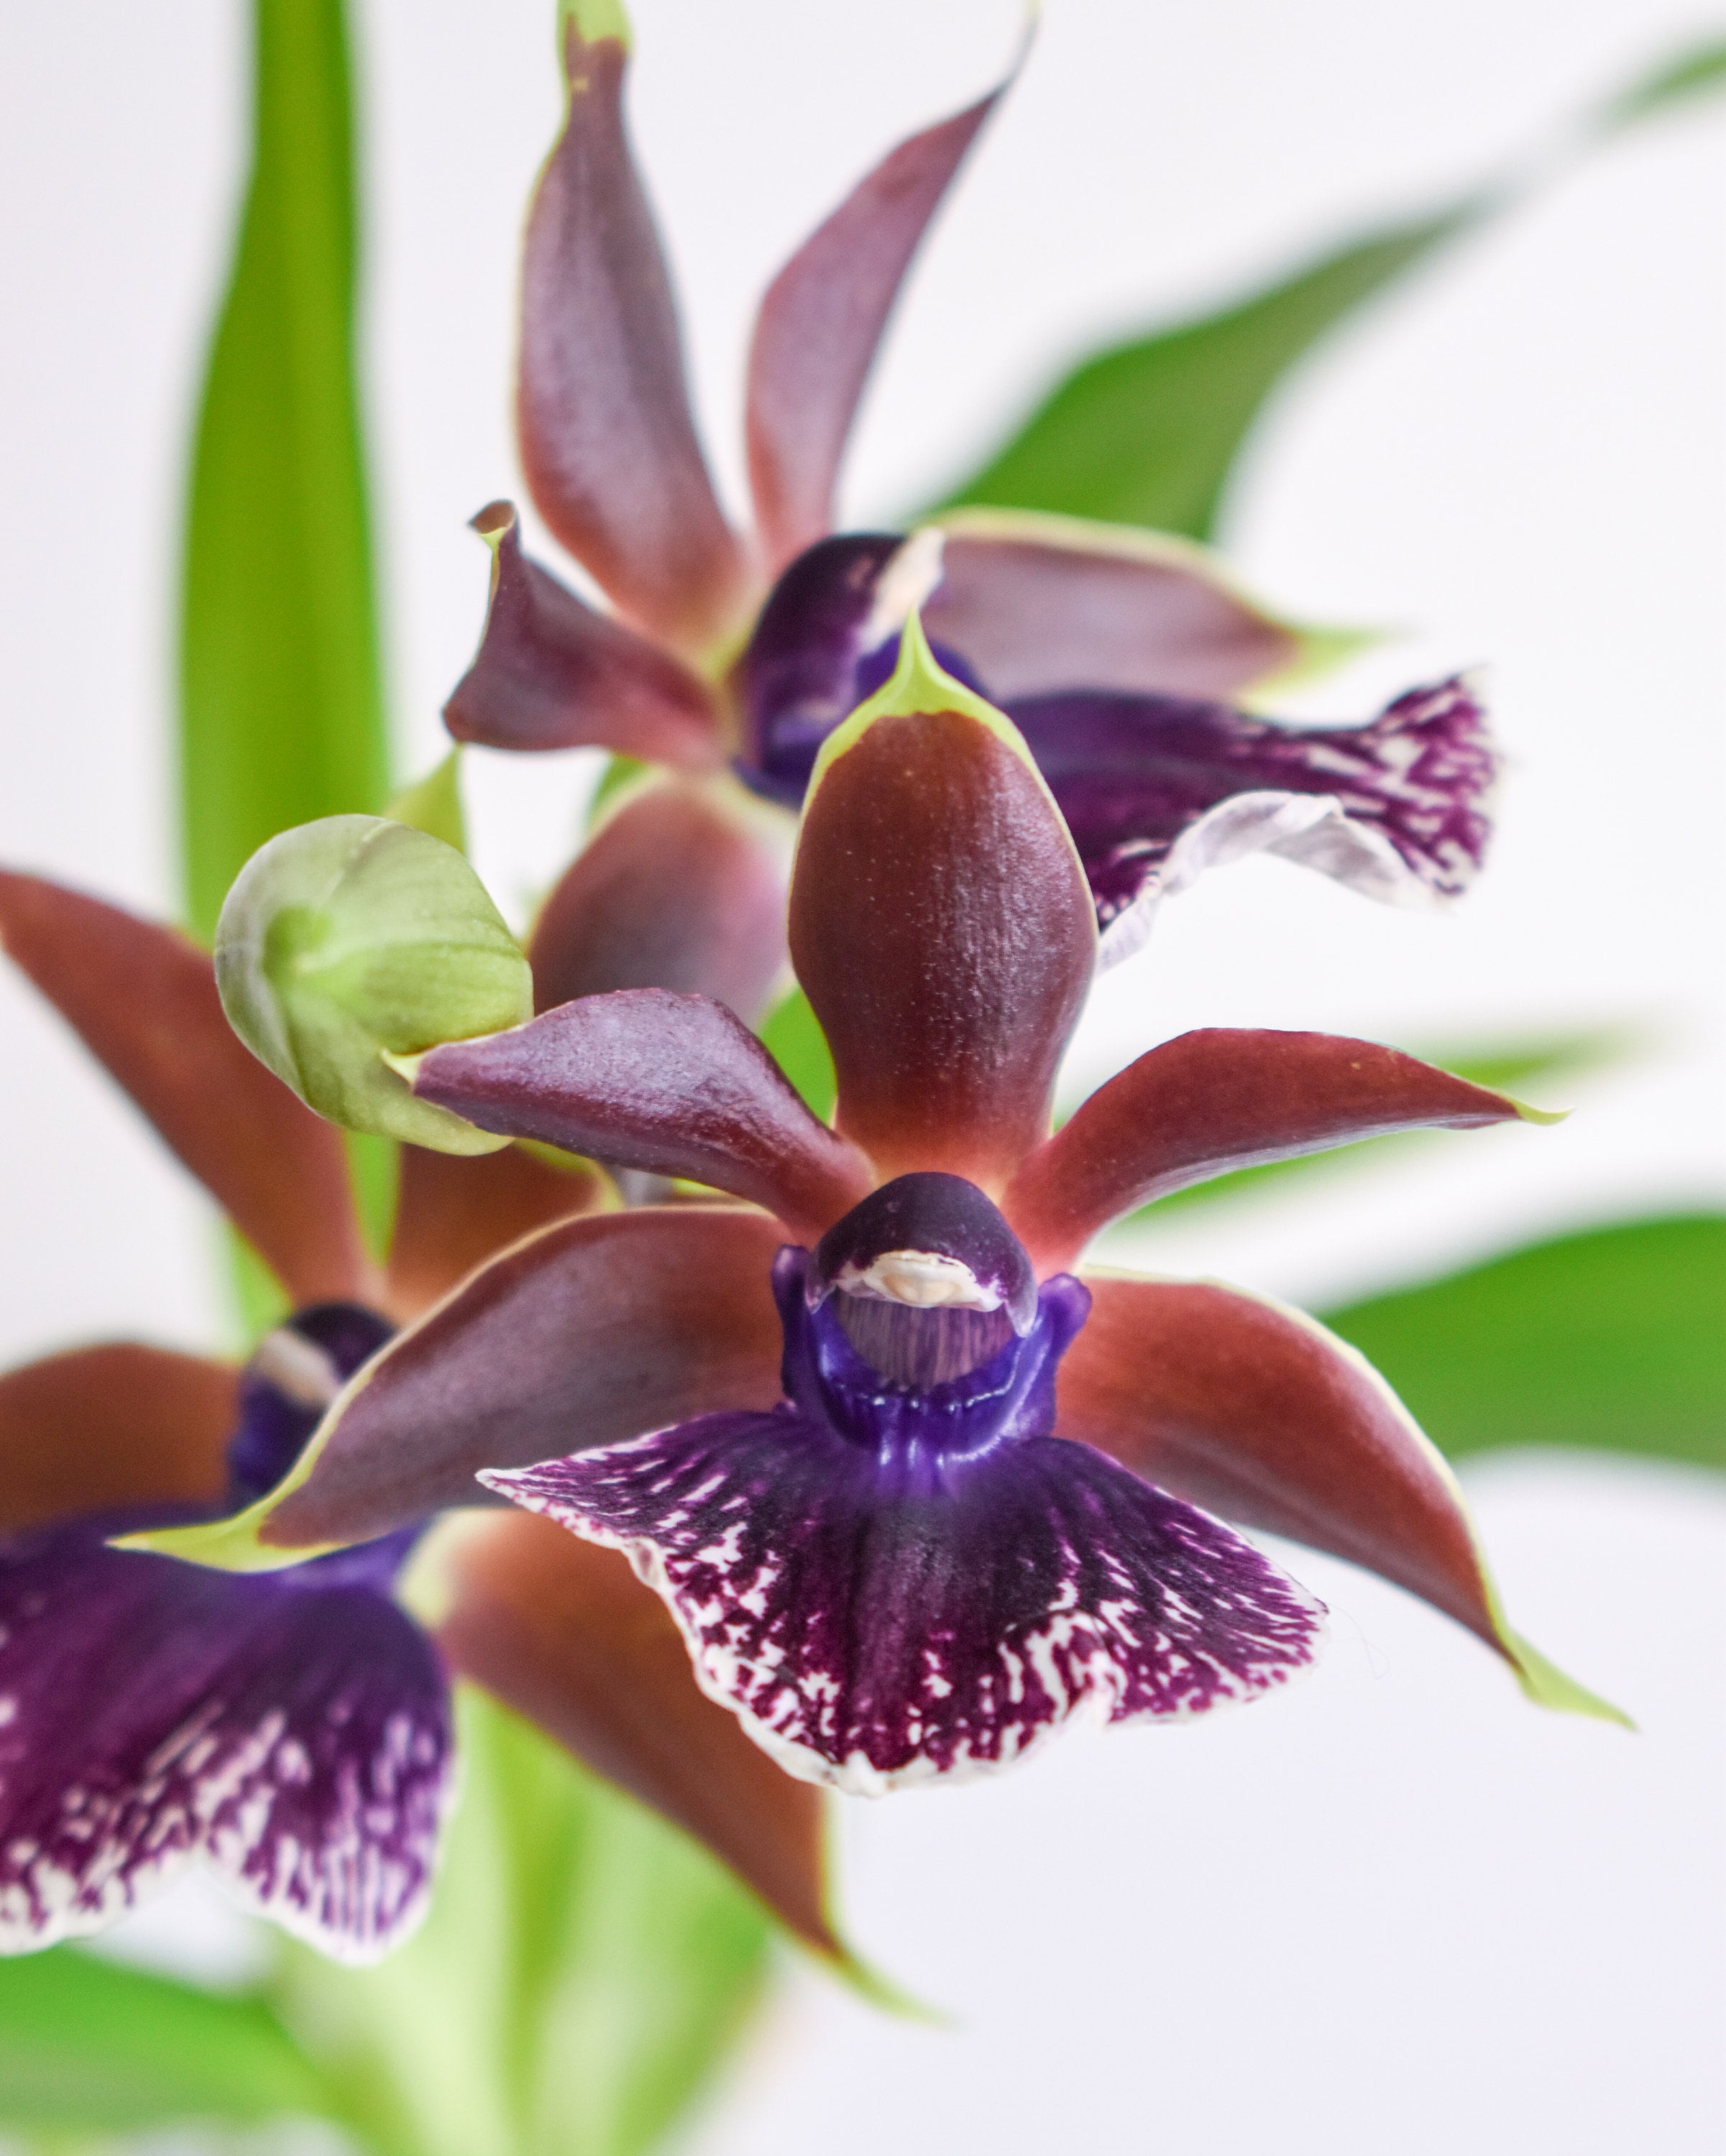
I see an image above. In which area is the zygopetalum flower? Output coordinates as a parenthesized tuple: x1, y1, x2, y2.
(0, 1304, 449, 1958)
(155, 626, 1617, 1800)
(0, 836, 839, 1961)
(442, 4, 1496, 964)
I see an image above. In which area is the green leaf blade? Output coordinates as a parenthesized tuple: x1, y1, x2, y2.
(1321, 1214, 1726, 1469)
(0, 1948, 339, 2134)
(929, 32, 1726, 545)
(180, 0, 390, 942)
(933, 211, 1465, 540)
(759, 985, 838, 1123)
(1596, 37, 1726, 131)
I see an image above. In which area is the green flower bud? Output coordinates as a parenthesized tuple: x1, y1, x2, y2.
(216, 816, 532, 1154)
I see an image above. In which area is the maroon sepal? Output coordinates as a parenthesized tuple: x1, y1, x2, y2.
(529, 778, 786, 1026)
(384, 1143, 609, 1320)
(411, 991, 872, 1244)
(0, 871, 371, 1306)
(1060, 1276, 1514, 1659)
(260, 1208, 788, 1552)
(442, 503, 721, 764)
(517, 26, 747, 650)
(745, 79, 1010, 574)
(1007, 1029, 1532, 1268)
(0, 1345, 237, 1536)
(789, 708, 1096, 1191)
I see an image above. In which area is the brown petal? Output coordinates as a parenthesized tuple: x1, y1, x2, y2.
(530, 777, 787, 1026)
(411, 991, 872, 1245)
(0, 871, 370, 1304)
(923, 509, 1308, 701)
(745, 83, 1008, 574)
(0, 1344, 237, 1533)
(442, 503, 722, 763)
(384, 1143, 610, 1319)
(1006, 1029, 1539, 1270)
(1060, 1274, 1518, 1659)
(433, 1510, 840, 1959)
(261, 1207, 787, 1552)
(788, 665, 1096, 1191)
(518, 27, 748, 652)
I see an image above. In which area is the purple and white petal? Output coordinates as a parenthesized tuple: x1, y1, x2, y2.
(0, 1534, 451, 1962)
(1009, 676, 1497, 963)
(485, 1415, 1323, 1794)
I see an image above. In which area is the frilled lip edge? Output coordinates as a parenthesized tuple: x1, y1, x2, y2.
(1095, 790, 1423, 969)
(620, 1529, 1308, 1796)
(482, 1423, 1328, 1799)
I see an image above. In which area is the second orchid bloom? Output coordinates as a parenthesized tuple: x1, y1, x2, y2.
(444, 6, 1497, 966)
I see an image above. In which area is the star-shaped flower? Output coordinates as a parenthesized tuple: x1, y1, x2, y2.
(173, 625, 1615, 1799)
(0, 1302, 448, 1958)
(442, 7, 1496, 966)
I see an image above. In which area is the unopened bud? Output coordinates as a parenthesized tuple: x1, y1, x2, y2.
(215, 816, 531, 1153)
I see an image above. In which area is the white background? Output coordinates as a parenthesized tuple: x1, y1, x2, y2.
(1, 3, 1723, 2151)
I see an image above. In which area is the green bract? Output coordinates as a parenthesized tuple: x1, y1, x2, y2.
(215, 815, 530, 1153)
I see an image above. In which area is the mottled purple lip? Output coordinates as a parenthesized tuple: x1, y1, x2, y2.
(481, 1174, 1324, 1792)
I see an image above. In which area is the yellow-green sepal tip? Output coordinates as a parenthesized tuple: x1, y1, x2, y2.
(805, 608, 1038, 796)
(1481, 1570, 1632, 1726)
(112, 1502, 329, 1577)
(561, 0, 631, 52)
(385, 749, 467, 855)
(1503, 1628, 1634, 1728)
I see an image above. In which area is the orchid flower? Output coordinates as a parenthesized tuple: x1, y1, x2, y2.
(0, 1301, 448, 1960)
(443, 5, 1497, 966)
(158, 627, 1616, 1810)
(0, 842, 840, 1962)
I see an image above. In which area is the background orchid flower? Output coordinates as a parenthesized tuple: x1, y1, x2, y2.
(0, 855, 846, 1965)
(441, 4, 1496, 967)
(164, 625, 1617, 1819)
(0, 1302, 451, 1960)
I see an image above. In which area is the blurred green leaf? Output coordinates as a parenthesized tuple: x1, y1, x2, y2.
(387, 750, 468, 854)
(1121, 1028, 1624, 1226)
(935, 208, 1468, 540)
(589, 755, 650, 826)
(275, 1690, 770, 2156)
(1594, 37, 1726, 128)
(930, 35, 1726, 540)
(224, 1221, 294, 1348)
(344, 1128, 401, 1266)
(180, 0, 390, 942)
(1322, 1214, 1726, 1468)
(0, 1947, 339, 2135)
(760, 985, 838, 1123)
